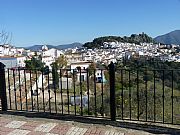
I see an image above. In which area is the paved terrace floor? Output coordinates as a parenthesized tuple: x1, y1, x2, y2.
(0, 112, 180, 135)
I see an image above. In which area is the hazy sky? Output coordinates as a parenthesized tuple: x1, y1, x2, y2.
(0, 0, 180, 47)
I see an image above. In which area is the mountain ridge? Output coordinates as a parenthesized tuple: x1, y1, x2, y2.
(25, 42, 83, 51)
(154, 30, 180, 45)
(20, 30, 180, 51)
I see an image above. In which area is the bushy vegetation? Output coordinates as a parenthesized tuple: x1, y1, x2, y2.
(51, 55, 68, 89)
(25, 56, 45, 70)
(113, 57, 180, 124)
(83, 33, 154, 49)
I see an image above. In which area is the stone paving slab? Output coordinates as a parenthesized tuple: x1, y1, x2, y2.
(66, 127, 88, 135)
(0, 116, 129, 135)
(5, 120, 26, 129)
(1, 114, 176, 135)
(20, 121, 40, 131)
(7, 129, 30, 135)
(0, 118, 12, 126)
(0, 126, 14, 134)
(85, 127, 105, 135)
(35, 123, 57, 133)
(105, 131, 125, 135)
(49, 124, 71, 134)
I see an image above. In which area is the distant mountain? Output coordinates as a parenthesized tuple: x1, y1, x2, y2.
(56, 42, 82, 50)
(26, 42, 82, 51)
(154, 30, 180, 45)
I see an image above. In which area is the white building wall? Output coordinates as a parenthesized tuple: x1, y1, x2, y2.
(70, 63, 91, 70)
(42, 48, 63, 58)
(76, 72, 87, 82)
(16, 57, 26, 67)
(42, 56, 55, 69)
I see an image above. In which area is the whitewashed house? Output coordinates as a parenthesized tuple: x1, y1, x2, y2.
(70, 61, 92, 82)
(41, 56, 55, 69)
(26, 50, 36, 57)
(70, 61, 92, 71)
(66, 53, 83, 64)
(76, 70, 88, 82)
(0, 45, 10, 56)
(95, 70, 106, 83)
(40, 45, 64, 68)
(83, 51, 94, 61)
(42, 47, 64, 59)
(16, 48, 25, 56)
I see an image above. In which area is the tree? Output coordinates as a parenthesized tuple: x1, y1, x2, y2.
(25, 56, 45, 70)
(88, 62, 96, 75)
(0, 30, 12, 45)
(51, 62, 59, 89)
(55, 55, 67, 69)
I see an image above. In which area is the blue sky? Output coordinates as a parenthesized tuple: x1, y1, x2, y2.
(0, 0, 180, 47)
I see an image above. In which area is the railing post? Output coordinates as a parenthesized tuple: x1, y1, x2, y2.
(108, 62, 116, 121)
(0, 62, 7, 111)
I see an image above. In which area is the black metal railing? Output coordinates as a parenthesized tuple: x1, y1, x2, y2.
(0, 62, 180, 125)
(115, 68, 180, 124)
(1, 66, 109, 118)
